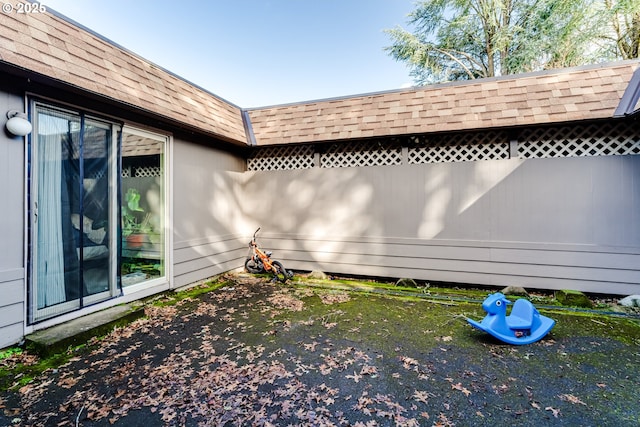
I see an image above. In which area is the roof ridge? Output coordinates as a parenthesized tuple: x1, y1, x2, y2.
(247, 59, 640, 111)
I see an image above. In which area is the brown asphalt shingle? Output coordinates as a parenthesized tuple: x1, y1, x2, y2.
(2, 10, 639, 148)
(0, 10, 248, 145)
(246, 62, 640, 145)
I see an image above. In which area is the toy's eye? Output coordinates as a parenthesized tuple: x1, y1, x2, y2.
(496, 301, 502, 306)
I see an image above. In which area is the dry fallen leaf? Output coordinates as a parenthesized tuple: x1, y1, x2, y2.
(359, 365, 378, 376)
(319, 292, 351, 305)
(559, 393, 587, 406)
(413, 390, 431, 404)
(451, 382, 472, 396)
(545, 406, 561, 418)
(346, 371, 362, 383)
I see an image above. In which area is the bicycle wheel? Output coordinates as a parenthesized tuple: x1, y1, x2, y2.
(245, 257, 263, 274)
(271, 260, 290, 283)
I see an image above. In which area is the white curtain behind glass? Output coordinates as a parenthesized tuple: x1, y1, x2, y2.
(36, 111, 68, 308)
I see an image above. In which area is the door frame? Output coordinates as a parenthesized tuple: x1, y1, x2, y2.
(28, 100, 121, 323)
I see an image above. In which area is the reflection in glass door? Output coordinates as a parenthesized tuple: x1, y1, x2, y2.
(30, 104, 118, 322)
(120, 128, 166, 287)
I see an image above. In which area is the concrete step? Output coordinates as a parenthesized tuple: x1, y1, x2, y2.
(25, 304, 145, 357)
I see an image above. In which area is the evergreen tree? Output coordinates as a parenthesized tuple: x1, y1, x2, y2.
(384, 0, 637, 84)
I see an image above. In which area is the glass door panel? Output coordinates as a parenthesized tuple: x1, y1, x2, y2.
(120, 128, 166, 287)
(80, 122, 114, 302)
(33, 107, 82, 319)
(31, 104, 118, 322)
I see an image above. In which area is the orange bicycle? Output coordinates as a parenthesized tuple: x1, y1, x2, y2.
(245, 228, 293, 282)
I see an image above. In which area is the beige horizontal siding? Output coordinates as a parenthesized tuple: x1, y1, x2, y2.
(171, 139, 247, 288)
(241, 152, 640, 295)
(260, 235, 640, 295)
(0, 271, 25, 348)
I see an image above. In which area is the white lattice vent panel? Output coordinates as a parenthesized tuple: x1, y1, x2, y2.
(134, 166, 161, 177)
(408, 131, 509, 164)
(518, 122, 640, 159)
(86, 169, 106, 180)
(121, 168, 131, 178)
(321, 142, 402, 168)
(247, 145, 315, 171)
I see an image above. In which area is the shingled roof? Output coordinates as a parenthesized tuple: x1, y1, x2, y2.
(1, 9, 639, 149)
(246, 61, 640, 146)
(0, 9, 248, 145)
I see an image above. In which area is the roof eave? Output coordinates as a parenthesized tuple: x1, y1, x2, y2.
(614, 66, 640, 117)
(0, 61, 248, 147)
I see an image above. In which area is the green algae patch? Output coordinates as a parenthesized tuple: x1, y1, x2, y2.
(0, 343, 92, 392)
(5, 274, 640, 426)
(292, 276, 486, 304)
(231, 280, 640, 424)
(170, 275, 640, 353)
(294, 274, 532, 303)
(148, 278, 232, 308)
(555, 289, 594, 308)
(549, 311, 640, 346)
(173, 279, 231, 299)
(266, 288, 484, 359)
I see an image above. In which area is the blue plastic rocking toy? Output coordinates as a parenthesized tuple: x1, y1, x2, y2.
(467, 293, 555, 345)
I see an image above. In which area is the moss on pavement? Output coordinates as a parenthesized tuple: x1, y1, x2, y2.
(1, 273, 638, 426)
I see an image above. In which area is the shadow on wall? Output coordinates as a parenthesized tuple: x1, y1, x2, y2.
(436, 155, 640, 246)
(240, 160, 526, 264)
(239, 154, 640, 292)
(419, 158, 522, 241)
(242, 159, 524, 238)
(242, 167, 378, 265)
(172, 142, 248, 283)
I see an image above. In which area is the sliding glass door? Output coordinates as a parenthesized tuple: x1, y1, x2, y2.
(29, 102, 169, 323)
(30, 104, 119, 322)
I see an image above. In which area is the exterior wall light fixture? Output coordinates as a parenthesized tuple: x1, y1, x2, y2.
(5, 110, 32, 137)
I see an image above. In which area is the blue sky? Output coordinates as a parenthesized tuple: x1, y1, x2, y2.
(42, 0, 417, 108)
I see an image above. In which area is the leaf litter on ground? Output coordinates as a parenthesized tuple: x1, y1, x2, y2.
(2, 273, 640, 426)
